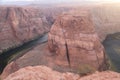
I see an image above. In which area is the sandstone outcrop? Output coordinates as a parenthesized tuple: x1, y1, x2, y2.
(48, 12, 107, 74)
(4, 66, 120, 80)
(0, 62, 19, 79)
(4, 66, 80, 80)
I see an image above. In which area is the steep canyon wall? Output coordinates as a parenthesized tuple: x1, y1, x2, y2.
(0, 6, 70, 53)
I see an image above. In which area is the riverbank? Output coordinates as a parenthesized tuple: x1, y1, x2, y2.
(103, 32, 120, 72)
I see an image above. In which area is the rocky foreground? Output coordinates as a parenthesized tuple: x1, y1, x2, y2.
(4, 65, 120, 80)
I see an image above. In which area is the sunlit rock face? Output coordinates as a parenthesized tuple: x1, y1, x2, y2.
(80, 71, 120, 80)
(0, 6, 70, 53)
(48, 11, 107, 74)
(4, 66, 120, 80)
(4, 66, 80, 80)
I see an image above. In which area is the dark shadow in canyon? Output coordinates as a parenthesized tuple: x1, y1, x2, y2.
(103, 32, 120, 72)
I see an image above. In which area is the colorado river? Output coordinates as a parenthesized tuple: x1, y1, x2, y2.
(103, 32, 120, 72)
(0, 33, 48, 74)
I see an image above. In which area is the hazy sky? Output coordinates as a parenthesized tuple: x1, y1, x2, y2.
(1, 0, 120, 4)
(0, 0, 120, 2)
(0, 0, 92, 4)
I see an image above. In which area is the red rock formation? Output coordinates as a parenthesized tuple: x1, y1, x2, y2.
(4, 66, 120, 80)
(0, 6, 49, 53)
(0, 62, 19, 79)
(4, 66, 80, 80)
(80, 71, 120, 80)
(0, 6, 70, 53)
(48, 12, 107, 74)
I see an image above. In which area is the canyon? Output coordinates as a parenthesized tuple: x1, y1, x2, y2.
(0, 3, 120, 80)
(0, 5, 70, 53)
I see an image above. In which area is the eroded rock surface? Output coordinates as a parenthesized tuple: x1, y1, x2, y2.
(80, 71, 120, 80)
(4, 66, 80, 80)
(4, 66, 120, 80)
(48, 12, 107, 74)
(0, 62, 19, 79)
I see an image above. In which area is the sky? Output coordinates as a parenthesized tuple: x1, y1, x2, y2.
(1, 0, 120, 4)
(1, 0, 120, 1)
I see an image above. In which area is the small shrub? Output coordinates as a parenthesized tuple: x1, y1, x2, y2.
(78, 64, 96, 76)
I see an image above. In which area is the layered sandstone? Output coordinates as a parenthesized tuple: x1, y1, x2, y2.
(48, 12, 107, 74)
(0, 6, 70, 53)
(0, 6, 49, 53)
(4, 66, 120, 80)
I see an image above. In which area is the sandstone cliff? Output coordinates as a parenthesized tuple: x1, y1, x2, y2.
(0, 6, 70, 53)
(0, 6, 48, 53)
(48, 12, 107, 74)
